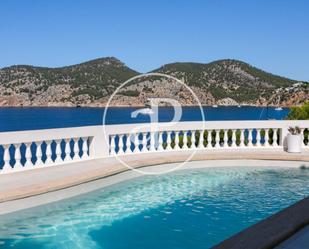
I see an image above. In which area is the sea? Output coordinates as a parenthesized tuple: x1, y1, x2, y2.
(0, 106, 289, 132)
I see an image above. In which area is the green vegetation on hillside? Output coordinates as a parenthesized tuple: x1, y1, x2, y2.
(287, 101, 309, 120)
(119, 90, 140, 97)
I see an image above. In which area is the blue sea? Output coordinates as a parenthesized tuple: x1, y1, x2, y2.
(0, 106, 289, 132)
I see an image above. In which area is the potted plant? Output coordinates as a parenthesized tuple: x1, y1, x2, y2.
(287, 126, 302, 153)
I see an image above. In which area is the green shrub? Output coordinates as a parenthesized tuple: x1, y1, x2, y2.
(287, 101, 309, 120)
(119, 90, 140, 97)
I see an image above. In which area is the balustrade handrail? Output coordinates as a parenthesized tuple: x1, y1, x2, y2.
(0, 125, 102, 145)
(105, 120, 309, 135)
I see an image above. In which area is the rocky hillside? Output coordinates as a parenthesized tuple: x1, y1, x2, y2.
(0, 57, 138, 106)
(0, 57, 307, 107)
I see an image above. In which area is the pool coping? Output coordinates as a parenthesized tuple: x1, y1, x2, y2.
(212, 197, 309, 249)
(0, 149, 309, 206)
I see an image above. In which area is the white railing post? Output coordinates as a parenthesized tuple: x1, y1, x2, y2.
(207, 130, 212, 148)
(133, 134, 139, 153)
(110, 135, 116, 155)
(223, 129, 228, 148)
(191, 130, 196, 149)
(141, 133, 148, 152)
(256, 129, 261, 147)
(54, 139, 62, 163)
(64, 139, 71, 162)
(300, 128, 305, 148)
(24, 142, 33, 168)
(272, 129, 277, 147)
(118, 134, 124, 154)
(149, 132, 155, 152)
(14, 143, 23, 169)
(183, 131, 188, 150)
(166, 131, 172, 151)
(248, 129, 253, 147)
(264, 129, 269, 147)
(36, 141, 43, 166)
(198, 130, 204, 149)
(2, 145, 11, 172)
(126, 134, 132, 154)
(174, 131, 180, 150)
(215, 130, 220, 148)
(73, 138, 80, 160)
(81, 137, 89, 159)
(45, 141, 53, 165)
(231, 130, 237, 147)
(240, 129, 245, 147)
(158, 132, 164, 151)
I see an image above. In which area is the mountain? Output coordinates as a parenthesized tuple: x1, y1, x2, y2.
(0, 57, 139, 106)
(0, 57, 307, 107)
(153, 60, 297, 103)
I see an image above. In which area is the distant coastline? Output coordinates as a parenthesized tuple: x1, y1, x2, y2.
(0, 103, 294, 108)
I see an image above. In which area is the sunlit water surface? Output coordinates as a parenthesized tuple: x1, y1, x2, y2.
(0, 166, 308, 249)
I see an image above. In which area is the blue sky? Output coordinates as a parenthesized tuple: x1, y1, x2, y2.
(0, 0, 308, 80)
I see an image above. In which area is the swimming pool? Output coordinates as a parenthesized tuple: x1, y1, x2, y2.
(0, 165, 308, 249)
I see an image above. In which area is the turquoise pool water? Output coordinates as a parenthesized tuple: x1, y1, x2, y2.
(0, 166, 308, 249)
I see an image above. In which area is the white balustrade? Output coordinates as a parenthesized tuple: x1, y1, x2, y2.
(0, 126, 96, 174)
(1, 121, 309, 174)
(106, 121, 309, 155)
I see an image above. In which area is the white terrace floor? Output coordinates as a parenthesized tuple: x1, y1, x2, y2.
(1, 149, 309, 204)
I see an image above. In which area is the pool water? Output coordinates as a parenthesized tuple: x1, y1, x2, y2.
(0, 166, 308, 249)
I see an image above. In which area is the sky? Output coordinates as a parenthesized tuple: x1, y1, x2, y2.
(0, 0, 308, 81)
